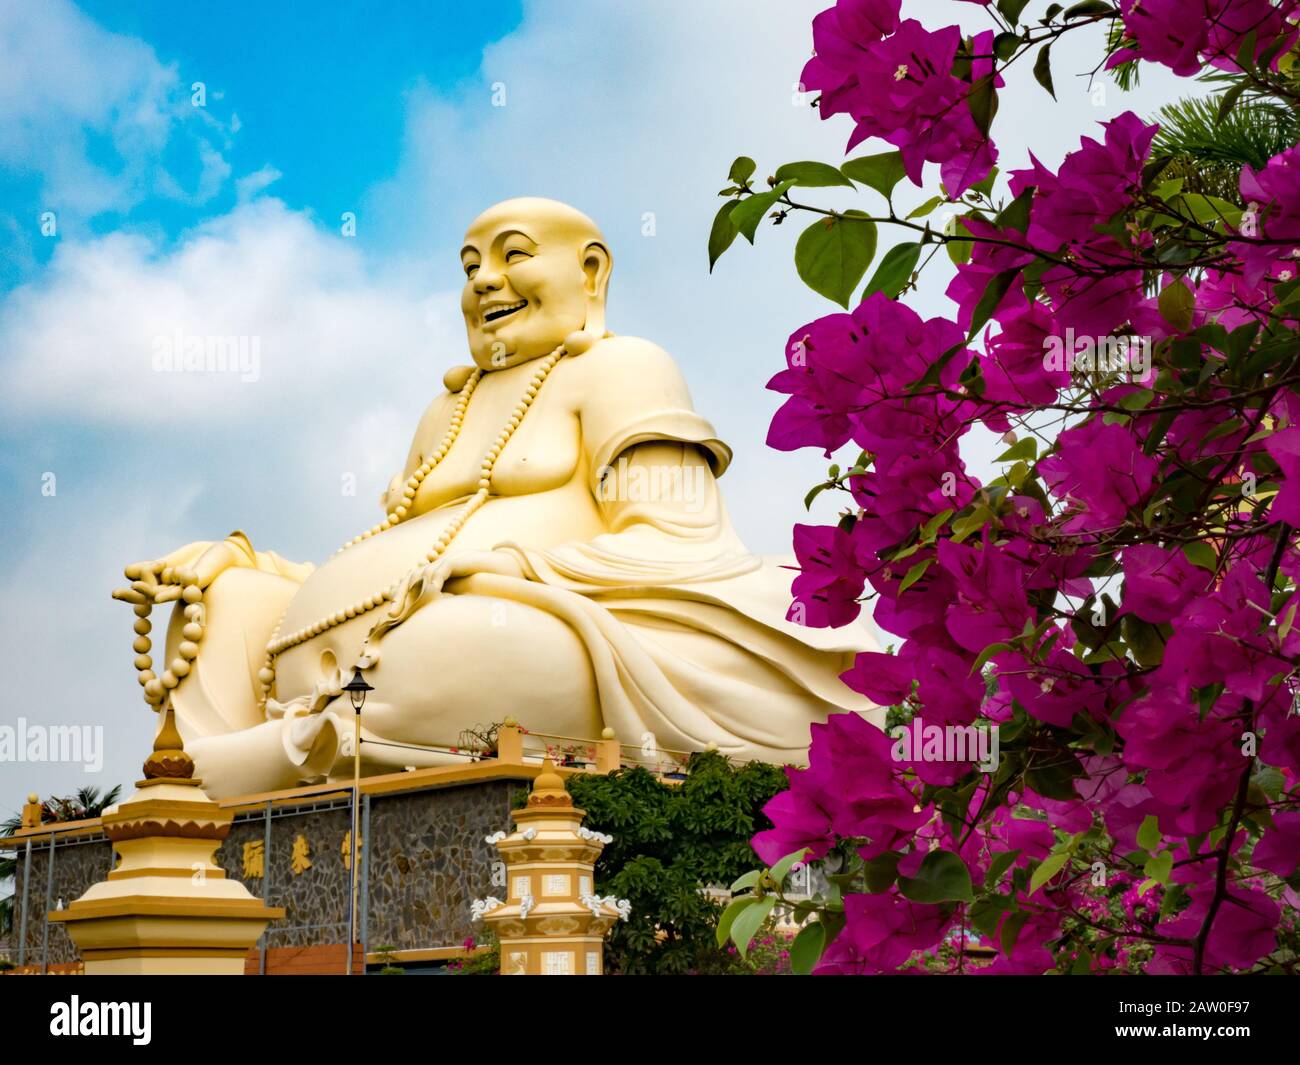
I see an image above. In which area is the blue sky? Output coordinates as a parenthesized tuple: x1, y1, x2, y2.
(0, 0, 1197, 813)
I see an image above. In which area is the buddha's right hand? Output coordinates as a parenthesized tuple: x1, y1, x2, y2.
(114, 539, 245, 606)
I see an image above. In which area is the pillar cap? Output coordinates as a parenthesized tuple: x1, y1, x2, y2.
(527, 759, 571, 807)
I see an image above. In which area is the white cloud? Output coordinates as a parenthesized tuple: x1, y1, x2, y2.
(0, 197, 460, 430)
(0, 0, 234, 218)
(235, 164, 282, 202)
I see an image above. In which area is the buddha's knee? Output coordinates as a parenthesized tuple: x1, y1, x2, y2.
(361, 593, 600, 743)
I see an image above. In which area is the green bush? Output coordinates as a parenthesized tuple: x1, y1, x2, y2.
(563, 751, 787, 975)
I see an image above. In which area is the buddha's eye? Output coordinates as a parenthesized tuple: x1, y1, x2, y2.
(464, 263, 479, 278)
(505, 249, 531, 263)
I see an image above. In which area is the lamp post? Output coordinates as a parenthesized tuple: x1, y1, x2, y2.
(341, 666, 373, 975)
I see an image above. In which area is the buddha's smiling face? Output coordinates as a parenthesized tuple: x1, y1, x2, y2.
(460, 198, 610, 370)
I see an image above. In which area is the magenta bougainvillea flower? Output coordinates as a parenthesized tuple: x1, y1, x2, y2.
(1110, 0, 1300, 76)
(1039, 417, 1158, 531)
(800, 0, 903, 121)
(1121, 544, 1213, 623)
(1265, 426, 1300, 525)
(751, 0, 1300, 979)
(789, 523, 867, 627)
(1012, 113, 1158, 252)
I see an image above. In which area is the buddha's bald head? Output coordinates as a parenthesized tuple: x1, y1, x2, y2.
(460, 198, 612, 370)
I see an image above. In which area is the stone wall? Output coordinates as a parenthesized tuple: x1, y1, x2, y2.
(7, 776, 529, 969)
(12, 832, 113, 965)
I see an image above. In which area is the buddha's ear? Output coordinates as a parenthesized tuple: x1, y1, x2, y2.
(580, 240, 612, 301)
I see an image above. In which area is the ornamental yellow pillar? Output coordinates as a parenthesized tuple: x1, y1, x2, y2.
(48, 707, 284, 974)
(473, 760, 628, 975)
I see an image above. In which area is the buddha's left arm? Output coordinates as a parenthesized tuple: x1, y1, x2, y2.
(506, 438, 758, 586)
(443, 439, 753, 591)
(442, 337, 755, 588)
(453, 337, 755, 588)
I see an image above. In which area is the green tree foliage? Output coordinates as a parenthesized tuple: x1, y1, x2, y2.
(562, 752, 787, 975)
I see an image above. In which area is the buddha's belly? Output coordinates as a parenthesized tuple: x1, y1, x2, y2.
(271, 482, 603, 698)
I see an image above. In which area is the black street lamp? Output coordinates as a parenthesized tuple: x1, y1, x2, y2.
(342, 667, 374, 711)
(341, 665, 373, 975)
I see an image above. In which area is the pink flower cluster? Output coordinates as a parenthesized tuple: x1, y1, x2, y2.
(800, 1, 1000, 195)
(754, 0, 1300, 975)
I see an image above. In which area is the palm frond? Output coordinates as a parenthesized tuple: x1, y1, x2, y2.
(1152, 94, 1300, 175)
(1105, 20, 1141, 91)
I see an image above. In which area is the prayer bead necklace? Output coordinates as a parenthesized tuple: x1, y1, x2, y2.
(256, 343, 567, 704)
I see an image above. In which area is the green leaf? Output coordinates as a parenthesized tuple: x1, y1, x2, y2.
(906, 195, 945, 220)
(862, 851, 903, 893)
(1253, 765, 1285, 800)
(1181, 541, 1218, 572)
(1029, 851, 1068, 895)
(968, 268, 1020, 339)
(1122, 614, 1165, 668)
(1137, 814, 1162, 852)
(794, 213, 878, 307)
(1000, 910, 1029, 954)
(731, 180, 796, 243)
(950, 503, 992, 543)
(985, 848, 1021, 887)
(898, 558, 933, 595)
(789, 921, 826, 975)
(971, 167, 1000, 197)
(769, 848, 810, 888)
(774, 160, 855, 188)
(920, 508, 954, 542)
(1064, 0, 1111, 16)
(1157, 279, 1195, 332)
(707, 200, 739, 272)
(728, 156, 756, 184)
(729, 869, 761, 893)
(1033, 42, 1056, 100)
(995, 188, 1034, 234)
(1117, 388, 1155, 411)
(968, 75, 999, 138)
(1179, 192, 1243, 228)
(1216, 78, 1249, 124)
(997, 0, 1031, 24)
(946, 217, 974, 266)
(993, 31, 1021, 61)
(970, 640, 1011, 676)
(897, 849, 974, 904)
(970, 895, 1012, 938)
(715, 894, 756, 946)
(731, 895, 777, 957)
(862, 241, 923, 300)
(995, 437, 1038, 462)
(841, 150, 906, 199)
(1144, 850, 1173, 886)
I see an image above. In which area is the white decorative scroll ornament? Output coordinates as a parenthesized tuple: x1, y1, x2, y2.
(578, 894, 632, 921)
(577, 826, 614, 844)
(521, 827, 537, 841)
(518, 893, 536, 919)
(484, 831, 507, 845)
(471, 897, 503, 922)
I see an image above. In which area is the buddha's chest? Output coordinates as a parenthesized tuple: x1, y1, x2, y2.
(412, 371, 581, 508)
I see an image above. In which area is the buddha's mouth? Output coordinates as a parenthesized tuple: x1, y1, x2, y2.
(482, 299, 528, 324)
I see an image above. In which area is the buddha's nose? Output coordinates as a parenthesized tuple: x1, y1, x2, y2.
(473, 269, 503, 294)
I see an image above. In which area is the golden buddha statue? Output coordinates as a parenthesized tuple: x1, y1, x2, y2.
(114, 198, 878, 797)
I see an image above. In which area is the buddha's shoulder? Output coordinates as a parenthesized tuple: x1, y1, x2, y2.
(565, 334, 687, 390)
